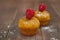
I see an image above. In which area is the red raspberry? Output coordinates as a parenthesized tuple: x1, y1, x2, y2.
(26, 9, 34, 19)
(39, 3, 46, 11)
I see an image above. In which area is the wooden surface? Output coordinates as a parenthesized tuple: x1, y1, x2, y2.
(0, 0, 60, 40)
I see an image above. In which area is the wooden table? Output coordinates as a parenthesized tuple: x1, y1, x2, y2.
(0, 0, 60, 40)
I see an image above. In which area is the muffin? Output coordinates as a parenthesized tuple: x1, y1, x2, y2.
(18, 9, 40, 36)
(35, 3, 50, 26)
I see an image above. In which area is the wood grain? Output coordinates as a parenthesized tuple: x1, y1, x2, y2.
(0, 0, 60, 40)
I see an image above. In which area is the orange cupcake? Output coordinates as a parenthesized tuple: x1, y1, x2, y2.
(18, 9, 40, 36)
(35, 3, 50, 26)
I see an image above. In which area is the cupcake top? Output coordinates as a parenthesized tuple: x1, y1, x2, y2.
(35, 3, 50, 21)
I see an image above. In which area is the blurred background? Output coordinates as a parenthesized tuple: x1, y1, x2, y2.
(0, 0, 60, 40)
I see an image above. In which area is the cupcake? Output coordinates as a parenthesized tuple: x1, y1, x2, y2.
(35, 3, 50, 26)
(18, 9, 40, 36)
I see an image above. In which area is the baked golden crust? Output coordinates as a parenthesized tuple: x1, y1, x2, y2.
(18, 17, 40, 36)
(40, 21, 49, 25)
(35, 10, 50, 25)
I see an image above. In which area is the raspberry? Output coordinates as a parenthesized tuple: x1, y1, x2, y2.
(26, 9, 34, 19)
(39, 3, 46, 11)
